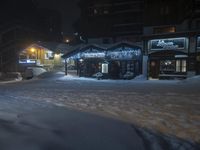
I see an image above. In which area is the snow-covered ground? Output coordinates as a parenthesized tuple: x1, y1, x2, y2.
(56, 74, 200, 143)
(0, 72, 200, 149)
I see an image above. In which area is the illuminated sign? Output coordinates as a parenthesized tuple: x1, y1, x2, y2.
(81, 48, 106, 58)
(69, 48, 106, 59)
(19, 59, 36, 64)
(81, 52, 105, 58)
(107, 47, 141, 60)
(150, 38, 186, 50)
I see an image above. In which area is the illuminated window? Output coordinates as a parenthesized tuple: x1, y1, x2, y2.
(160, 60, 175, 72)
(182, 60, 187, 72)
(154, 26, 176, 34)
(176, 60, 186, 72)
(176, 60, 181, 72)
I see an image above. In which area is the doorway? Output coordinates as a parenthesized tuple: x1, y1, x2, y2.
(149, 60, 160, 79)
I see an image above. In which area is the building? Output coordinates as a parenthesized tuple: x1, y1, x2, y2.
(74, 0, 144, 43)
(63, 42, 142, 79)
(18, 43, 67, 72)
(0, 23, 44, 72)
(142, 0, 200, 79)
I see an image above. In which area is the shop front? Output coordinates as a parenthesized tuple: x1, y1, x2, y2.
(63, 43, 142, 79)
(148, 37, 188, 79)
(107, 43, 142, 79)
(64, 45, 106, 77)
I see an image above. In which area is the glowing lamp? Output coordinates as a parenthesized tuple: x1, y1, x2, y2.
(31, 48, 35, 53)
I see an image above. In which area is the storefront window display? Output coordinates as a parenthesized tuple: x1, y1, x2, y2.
(160, 60, 176, 73)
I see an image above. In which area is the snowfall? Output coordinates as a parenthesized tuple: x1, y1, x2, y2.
(0, 71, 200, 150)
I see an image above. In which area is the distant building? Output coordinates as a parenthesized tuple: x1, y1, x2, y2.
(74, 0, 144, 43)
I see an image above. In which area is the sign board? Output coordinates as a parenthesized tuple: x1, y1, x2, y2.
(150, 38, 186, 50)
(19, 59, 36, 64)
(81, 52, 105, 58)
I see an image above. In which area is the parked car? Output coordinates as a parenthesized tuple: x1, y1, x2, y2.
(24, 68, 33, 79)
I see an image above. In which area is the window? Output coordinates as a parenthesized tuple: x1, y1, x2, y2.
(176, 60, 186, 72)
(176, 60, 181, 72)
(181, 60, 187, 72)
(160, 60, 175, 73)
(45, 51, 53, 59)
(154, 26, 176, 34)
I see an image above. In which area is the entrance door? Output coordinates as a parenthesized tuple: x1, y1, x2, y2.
(149, 60, 160, 79)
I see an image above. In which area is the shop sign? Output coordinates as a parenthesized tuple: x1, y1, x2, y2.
(19, 59, 36, 64)
(81, 52, 105, 58)
(81, 48, 106, 58)
(150, 38, 186, 50)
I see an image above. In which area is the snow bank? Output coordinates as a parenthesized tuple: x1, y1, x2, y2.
(133, 74, 147, 80)
(184, 75, 200, 83)
(28, 67, 47, 76)
(0, 72, 22, 83)
(60, 75, 98, 81)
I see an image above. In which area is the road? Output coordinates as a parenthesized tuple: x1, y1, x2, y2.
(0, 72, 199, 150)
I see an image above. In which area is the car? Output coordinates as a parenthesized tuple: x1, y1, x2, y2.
(24, 68, 33, 79)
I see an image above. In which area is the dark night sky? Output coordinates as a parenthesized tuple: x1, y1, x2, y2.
(38, 0, 80, 35)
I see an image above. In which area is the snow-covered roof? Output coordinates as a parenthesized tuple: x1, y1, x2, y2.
(62, 41, 142, 59)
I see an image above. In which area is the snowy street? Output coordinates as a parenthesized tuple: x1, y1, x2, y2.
(0, 72, 200, 150)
